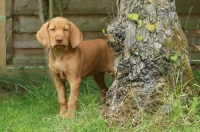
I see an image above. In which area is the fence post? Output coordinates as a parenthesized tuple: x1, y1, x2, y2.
(0, 0, 6, 73)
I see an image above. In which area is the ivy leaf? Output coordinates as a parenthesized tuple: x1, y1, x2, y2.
(126, 13, 140, 21)
(136, 36, 143, 41)
(137, 20, 143, 28)
(102, 29, 106, 34)
(146, 22, 157, 31)
(171, 55, 178, 63)
(170, 52, 180, 63)
(0, 15, 5, 21)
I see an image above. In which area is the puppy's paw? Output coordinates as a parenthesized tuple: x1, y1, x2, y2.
(57, 110, 68, 118)
(62, 111, 75, 119)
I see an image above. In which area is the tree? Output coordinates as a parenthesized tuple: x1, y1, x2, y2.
(103, 0, 195, 124)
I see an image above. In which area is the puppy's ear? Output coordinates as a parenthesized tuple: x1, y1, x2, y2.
(36, 22, 50, 48)
(69, 22, 83, 48)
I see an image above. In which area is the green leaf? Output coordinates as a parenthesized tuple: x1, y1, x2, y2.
(137, 20, 143, 28)
(102, 29, 106, 34)
(136, 36, 143, 41)
(126, 13, 140, 21)
(0, 15, 5, 21)
(171, 55, 178, 63)
(146, 22, 157, 31)
(170, 52, 180, 63)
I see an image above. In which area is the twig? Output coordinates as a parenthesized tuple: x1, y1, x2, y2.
(37, 0, 45, 24)
(49, 0, 54, 19)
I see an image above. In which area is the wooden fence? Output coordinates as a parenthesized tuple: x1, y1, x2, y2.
(0, 0, 6, 72)
(5, 0, 200, 66)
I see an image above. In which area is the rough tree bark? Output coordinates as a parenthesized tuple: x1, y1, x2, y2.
(104, 0, 194, 124)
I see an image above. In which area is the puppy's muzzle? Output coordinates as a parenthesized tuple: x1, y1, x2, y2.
(56, 37, 63, 43)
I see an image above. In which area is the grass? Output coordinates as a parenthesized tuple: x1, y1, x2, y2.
(0, 69, 200, 132)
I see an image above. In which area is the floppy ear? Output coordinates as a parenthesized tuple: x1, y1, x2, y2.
(69, 22, 83, 48)
(36, 22, 50, 48)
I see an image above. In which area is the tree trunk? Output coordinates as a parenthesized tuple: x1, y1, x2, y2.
(104, 0, 194, 124)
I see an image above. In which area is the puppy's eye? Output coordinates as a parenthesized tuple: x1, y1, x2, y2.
(50, 28, 55, 31)
(64, 28, 69, 31)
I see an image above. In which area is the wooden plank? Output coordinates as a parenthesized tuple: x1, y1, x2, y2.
(83, 32, 106, 40)
(183, 30, 200, 45)
(13, 0, 116, 15)
(12, 47, 200, 65)
(187, 37, 200, 45)
(0, 0, 6, 72)
(13, 32, 106, 48)
(63, 0, 117, 15)
(176, 0, 200, 14)
(12, 49, 45, 65)
(6, 0, 13, 64)
(12, 56, 46, 65)
(13, 34, 42, 49)
(190, 54, 200, 61)
(13, 15, 41, 33)
(65, 15, 110, 32)
(6, 0, 12, 17)
(13, 0, 38, 15)
(12, 14, 198, 33)
(14, 49, 44, 56)
(13, 15, 110, 33)
(12, 0, 200, 15)
(178, 14, 200, 30)
(184, 30, 199, 37)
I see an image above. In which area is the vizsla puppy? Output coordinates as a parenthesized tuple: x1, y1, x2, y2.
(36, 17, 114, 118)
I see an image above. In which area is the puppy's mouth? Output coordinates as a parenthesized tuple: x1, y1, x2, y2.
(53, 44, 67, 49)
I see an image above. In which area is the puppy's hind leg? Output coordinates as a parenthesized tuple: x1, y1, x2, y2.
(93, 72, 108, 103)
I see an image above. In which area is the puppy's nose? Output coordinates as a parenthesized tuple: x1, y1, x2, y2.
(56, 37, 63, 43)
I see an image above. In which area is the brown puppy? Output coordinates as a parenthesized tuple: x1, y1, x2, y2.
(36, 17, 114, 118)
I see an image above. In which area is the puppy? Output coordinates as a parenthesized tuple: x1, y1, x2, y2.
(36, 17, 114, 118)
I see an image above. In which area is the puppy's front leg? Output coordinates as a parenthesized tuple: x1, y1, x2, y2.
(54, 79, 68, 117)
(63, 78, 81, 118)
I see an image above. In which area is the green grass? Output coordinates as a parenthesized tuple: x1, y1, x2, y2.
(0, 70, 200, 132)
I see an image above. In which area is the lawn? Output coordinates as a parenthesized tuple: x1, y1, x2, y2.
(0, 69, 200, 132)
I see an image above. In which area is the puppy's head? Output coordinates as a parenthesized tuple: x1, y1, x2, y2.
(36, 17, 83, 49)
